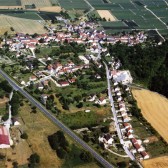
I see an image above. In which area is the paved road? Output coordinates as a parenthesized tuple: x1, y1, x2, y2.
(0, 68, 114, 168)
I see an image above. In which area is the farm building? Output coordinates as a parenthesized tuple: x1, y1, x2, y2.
(0, 126, 10, 148)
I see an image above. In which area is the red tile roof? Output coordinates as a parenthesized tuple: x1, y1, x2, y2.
(0, 126, 10, 145)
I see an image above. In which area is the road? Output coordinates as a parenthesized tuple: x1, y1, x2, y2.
(103, 63, 143, 168)
(0, 68, 114, 168)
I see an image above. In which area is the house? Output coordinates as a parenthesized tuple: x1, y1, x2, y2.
(123, 115, 131, 122)
(68, 78, 76, 83)
(95, 97, 107, 105)
(29, 76, 37, 82)
(41, 94, 48, 105)
(112, 70, 133, 85)
(140, 151, 149, 159)
(126, 132, 134, 139)
(88, 95, 96, 102)
(58, 81, 69, 87)
(38, 83, 44, 90)
(0, 126, 10, 148)
(133, 143, 144, 152)
(98, 133, 114, 148)
(12, 118, 20, 126)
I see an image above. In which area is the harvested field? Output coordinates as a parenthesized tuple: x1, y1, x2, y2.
(142, 156, 168, 168)
(97, 10, 117, 21)
(21, 0, 51, 8)
(38, 6, 61, 12)
(0, 15, 47, 34)
(132, 89, 168, 143)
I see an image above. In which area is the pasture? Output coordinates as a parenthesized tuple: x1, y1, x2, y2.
(132, 89, 168, 143)
(0, 15, 47, 34)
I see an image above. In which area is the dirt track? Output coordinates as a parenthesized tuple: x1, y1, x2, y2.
(132, 89, 168, 143)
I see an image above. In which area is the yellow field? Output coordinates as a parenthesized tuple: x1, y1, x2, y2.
(0, 15, 47, 34)
(21, 0, 51, 8)
(142, 156, 168, 168)
(132, 89, 168, 143)
(38, 6, 61, 12)
(97, 10, 117, 21)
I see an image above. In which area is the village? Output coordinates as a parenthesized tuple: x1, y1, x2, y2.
(0, 15, 151, 167)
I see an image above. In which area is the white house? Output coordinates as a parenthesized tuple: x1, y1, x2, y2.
(95, 98, 107, 105)
(112, 70, 133, 85)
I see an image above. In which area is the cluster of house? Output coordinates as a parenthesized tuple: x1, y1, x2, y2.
(111, 73, 149, 160)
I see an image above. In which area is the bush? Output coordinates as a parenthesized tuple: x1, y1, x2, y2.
(20, 132, 28, 139)
(29, 153, 40, 164)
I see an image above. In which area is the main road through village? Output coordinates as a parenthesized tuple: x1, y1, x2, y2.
(0, 68, 114, 168)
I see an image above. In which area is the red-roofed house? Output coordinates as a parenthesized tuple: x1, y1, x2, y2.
(58, 81, 69, 87)
(133, 143, 144, 152)
(0, 126, 10, 148)
(140, 151, 149, 159)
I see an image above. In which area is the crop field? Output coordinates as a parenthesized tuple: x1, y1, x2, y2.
(132, 89, 168, 143)
(0, 15, 47, 34)
(97, 10, 117, 21)
(58, 0, 89, 10)
(0, 0, 21, 6)
(86, 0, 168, 35)
(6, 12, 42, 20)
(21, 0, 51, 8)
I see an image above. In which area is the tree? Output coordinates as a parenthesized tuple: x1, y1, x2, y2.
(76, 102, 83, 108)
(20, 132, 28, 139)
(29, 153, 40, 164)
(80, 150, 93, 162)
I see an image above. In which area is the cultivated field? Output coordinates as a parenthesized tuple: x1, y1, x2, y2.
(97, 10, 117, 21)
(21, 0, 51, 8)
(0, 0, 21, 6)
(142, 156, 168, 168)
(0, 15, 47, 34)
(38, 6, 61, 12)
(132, 89, 168, 143)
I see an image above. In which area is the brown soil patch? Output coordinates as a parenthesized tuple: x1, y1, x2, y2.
(142, 156, 168, 168)
(132, 89, 168, 143)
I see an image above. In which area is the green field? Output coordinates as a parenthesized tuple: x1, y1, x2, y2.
(56, 0, 168, 35)
(0, 0, 21, 6)
(6, 13, 42, 20)
(58, 0, 89, 10)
